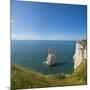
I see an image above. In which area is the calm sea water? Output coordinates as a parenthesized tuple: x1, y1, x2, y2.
(11, 40, 76, 74)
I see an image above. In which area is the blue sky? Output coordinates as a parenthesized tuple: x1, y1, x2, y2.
(11, 0, 87, 40)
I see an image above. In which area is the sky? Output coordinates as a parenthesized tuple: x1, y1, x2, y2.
(11, 0, 87, 40)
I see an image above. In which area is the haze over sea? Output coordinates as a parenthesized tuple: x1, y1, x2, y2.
(11, 40, 76, 74)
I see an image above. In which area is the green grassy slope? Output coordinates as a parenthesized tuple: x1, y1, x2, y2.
(11, 61, 87, 90)
(72, 60, 87, 83)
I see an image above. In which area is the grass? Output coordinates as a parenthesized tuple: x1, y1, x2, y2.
(11, 60, 87, 90)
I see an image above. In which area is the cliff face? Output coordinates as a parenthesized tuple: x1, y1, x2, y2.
(73, 40, 87, 69)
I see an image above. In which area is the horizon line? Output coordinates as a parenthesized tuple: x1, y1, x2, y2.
(11, 39, 87, 41)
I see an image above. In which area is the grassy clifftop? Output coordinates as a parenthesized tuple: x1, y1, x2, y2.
(72, 60, 87, 81)
(11, 61, 87, 90)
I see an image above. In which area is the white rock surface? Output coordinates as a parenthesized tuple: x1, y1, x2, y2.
(43, 48, 56, 66)
(73, 40, 87, 69)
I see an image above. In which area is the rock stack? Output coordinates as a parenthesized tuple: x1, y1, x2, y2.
(43, 48, 56, 66)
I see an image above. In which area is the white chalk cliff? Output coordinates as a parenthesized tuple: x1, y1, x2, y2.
(43, 48, 56, 66)
(73, 40, 87, 69)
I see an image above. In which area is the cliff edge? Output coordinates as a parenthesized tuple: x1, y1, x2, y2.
(73, 40, 87, 69)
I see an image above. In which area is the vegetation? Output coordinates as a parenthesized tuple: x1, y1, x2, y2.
(11, 61, 87, 90)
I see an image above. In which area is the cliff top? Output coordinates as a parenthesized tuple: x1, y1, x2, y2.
(78, 40, 87, 49)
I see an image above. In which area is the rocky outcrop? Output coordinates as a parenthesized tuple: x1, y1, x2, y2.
(73, 40, 87, 69)
(43, 48, 56, 66)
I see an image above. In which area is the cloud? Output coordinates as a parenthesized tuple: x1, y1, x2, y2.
(12, 32, 60, 40)
(12, 33, 41, 40)
(12, 33, 66, 40)
(11, 19, 13, 24)
(12, 32, 82, 40)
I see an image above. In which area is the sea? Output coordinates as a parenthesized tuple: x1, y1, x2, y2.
(11, 40, 76, 74)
